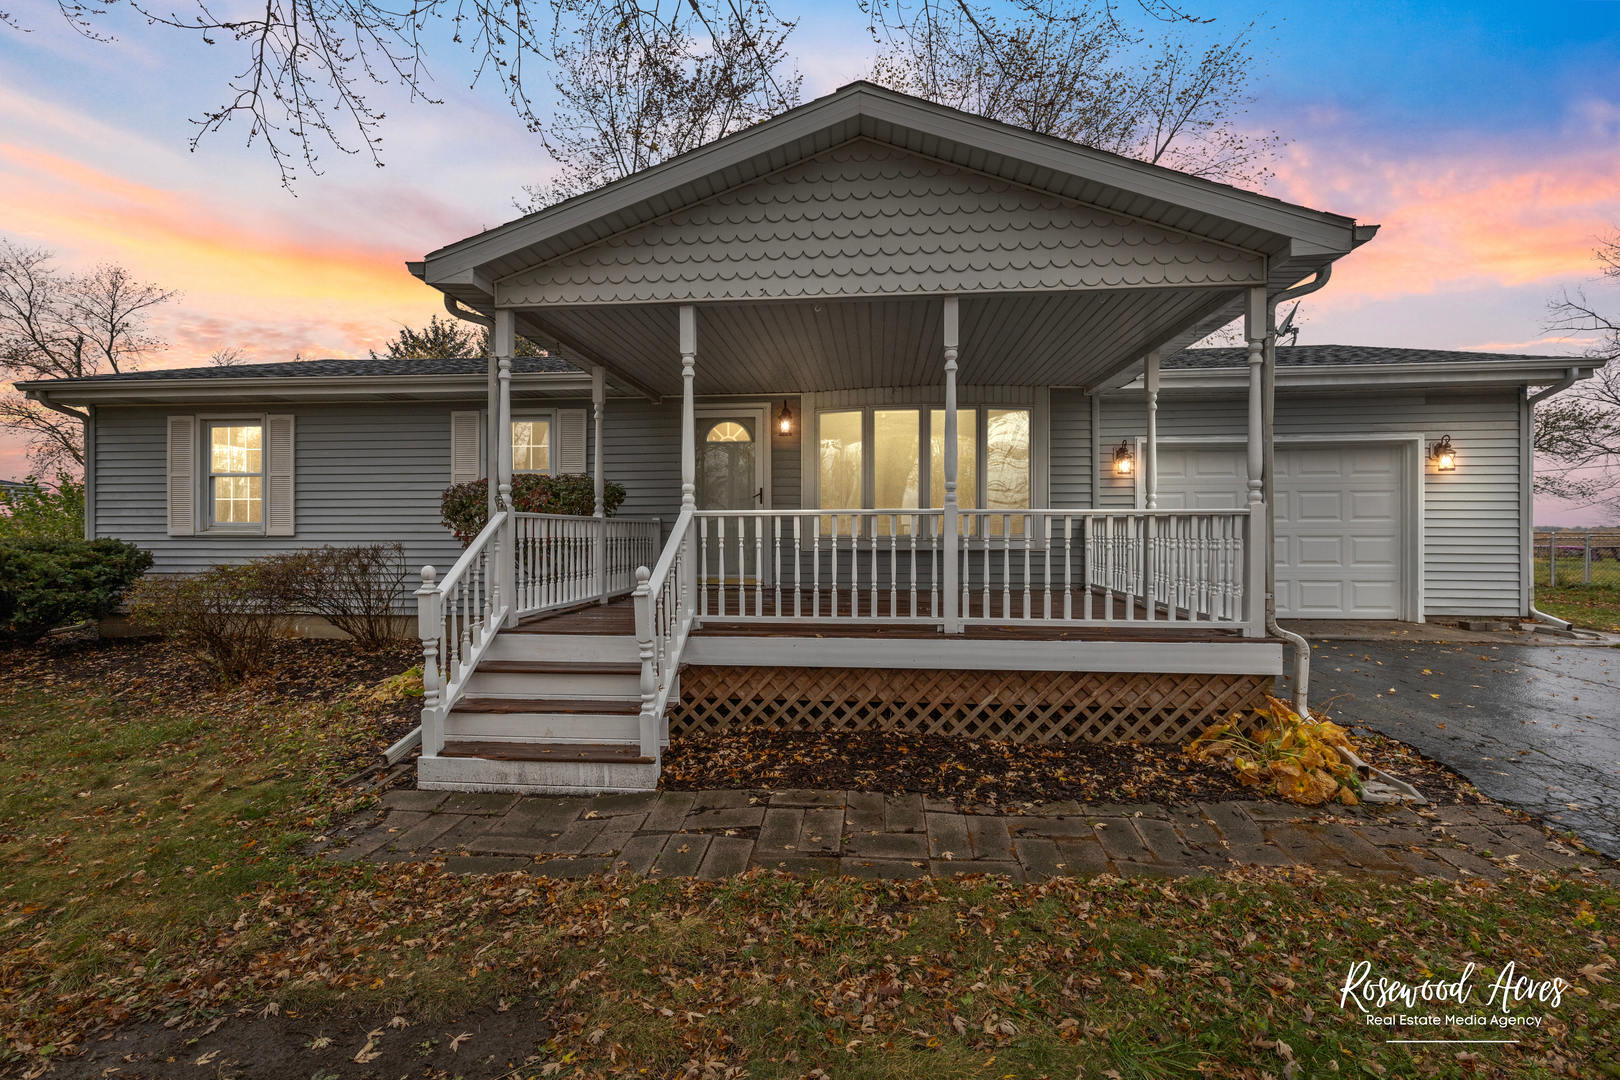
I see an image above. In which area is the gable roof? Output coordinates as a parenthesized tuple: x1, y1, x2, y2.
(416, 80, 1374, 307)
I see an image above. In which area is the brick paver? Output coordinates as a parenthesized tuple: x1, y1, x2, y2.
(330, 790, 1610, 882)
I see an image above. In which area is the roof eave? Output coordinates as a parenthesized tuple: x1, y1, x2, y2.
(21, 371, 594, 406)
(1112, 357, 1598, 393)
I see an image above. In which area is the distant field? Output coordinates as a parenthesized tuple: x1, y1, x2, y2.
(1533, 556, 1620, 632)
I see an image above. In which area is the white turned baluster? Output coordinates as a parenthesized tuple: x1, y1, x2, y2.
(753, 516, 763, 617)
(812, 517, 822, 619)
(793, 517, 803, 618)
(907, 519, 917, 618)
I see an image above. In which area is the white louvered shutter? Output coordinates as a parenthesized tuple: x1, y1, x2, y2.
(450, 410, 483, 483)
(265, 414, 295, 536)
(558, 408, 587, 474)
(166, 415, 196, 537)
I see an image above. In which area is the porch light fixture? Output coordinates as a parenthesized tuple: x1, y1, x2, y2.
(775, 401, 795, 436)
(1430, 434, 1457, 472)
(1112, 439, 1135, 476)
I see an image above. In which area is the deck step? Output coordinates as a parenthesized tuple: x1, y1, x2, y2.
(453, 696, 640, 715)
(475, 659, 643, 676)
(440, 739, 652, 765)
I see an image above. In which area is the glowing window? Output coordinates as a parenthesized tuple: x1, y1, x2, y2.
(706, 421, 752, 443)
(208, 423, 263, 526)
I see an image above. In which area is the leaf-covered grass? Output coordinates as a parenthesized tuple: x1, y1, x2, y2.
(1534, 557, 1620, 631)
(1, 643, 1617, 1078)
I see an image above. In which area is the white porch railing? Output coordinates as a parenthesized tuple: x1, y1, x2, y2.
(512, 512, 661, 618)
(633, 507, 696, 760)
(416, 510, 509, 755)
(692, 507, 1258, 632)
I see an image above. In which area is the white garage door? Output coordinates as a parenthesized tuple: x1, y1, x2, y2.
(1153, 444, 1405, 619)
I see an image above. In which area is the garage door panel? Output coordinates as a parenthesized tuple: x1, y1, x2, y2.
(1155, 443, 1405, 619)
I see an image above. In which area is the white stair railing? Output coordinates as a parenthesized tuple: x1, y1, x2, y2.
(512, 513, 663, 617)
(416, 510, 509, 756)
(632, 507, 695, 762)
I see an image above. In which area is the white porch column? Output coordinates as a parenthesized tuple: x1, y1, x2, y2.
(1243, 286, 1268, 638)
(678, 305, 698, 618)
(592, 365, 608, 603)
(941, 297, 962, 634)
(494, 308, 517, 627)
(485, 351, 499, 519)
(679, 306, 697, 510)
(1143, 350, 1160, 509)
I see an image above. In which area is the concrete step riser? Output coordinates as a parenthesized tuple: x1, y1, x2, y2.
(486, 634, 640, 663)
(418, 753, 657, 794)
(444, 710, 641, 743)
(465, 671, 643, 698)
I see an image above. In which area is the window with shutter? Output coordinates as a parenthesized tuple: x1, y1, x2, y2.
(450, 410, 483, 484)
(265, 414, 295, 536)
(166, 415, 196, 536)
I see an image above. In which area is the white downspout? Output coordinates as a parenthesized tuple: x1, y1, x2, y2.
(1525, 367, 1582, 630)
(1263, 268, 1333, 717)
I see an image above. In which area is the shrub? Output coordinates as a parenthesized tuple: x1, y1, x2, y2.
(262, 543, 408, 648)
(126, 563, 293, 683)
(0, 474, 85, 542)
(0, 538, 152, 643)
(1185, 697, 1363, 806)
(440, 474, 628, 544)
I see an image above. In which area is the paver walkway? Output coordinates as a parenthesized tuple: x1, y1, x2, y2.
(322, 788, 1616, 882)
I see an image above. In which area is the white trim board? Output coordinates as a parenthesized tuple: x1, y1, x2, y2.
(681, 635, 1283, 676)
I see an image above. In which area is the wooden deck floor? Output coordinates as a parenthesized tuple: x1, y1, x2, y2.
(516, 590, 1269, 644)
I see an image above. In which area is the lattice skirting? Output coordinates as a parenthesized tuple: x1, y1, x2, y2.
(668, 666, 1275, 745)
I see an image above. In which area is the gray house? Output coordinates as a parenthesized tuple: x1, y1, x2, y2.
(21, 82, 1596, 795)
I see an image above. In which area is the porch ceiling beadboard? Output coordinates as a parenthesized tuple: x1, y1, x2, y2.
(523, 287, 1237, 396)
(495, 141, 1266, 307)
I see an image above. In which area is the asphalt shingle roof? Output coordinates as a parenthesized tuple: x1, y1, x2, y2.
(28, 345, 1575, 388)
(1167, 344, 1574, 370)
(40, 355, 579, 384)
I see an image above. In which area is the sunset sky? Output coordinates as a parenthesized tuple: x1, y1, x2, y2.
(2, 0, 1618, 522)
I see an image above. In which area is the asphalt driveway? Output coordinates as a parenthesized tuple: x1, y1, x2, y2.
(1295, 636, 1620, 857)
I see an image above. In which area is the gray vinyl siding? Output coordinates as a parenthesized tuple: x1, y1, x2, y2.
(1047, 387, 1526, 617)
(93, 401, 472, 580)
(1048, 389, 1092, 508)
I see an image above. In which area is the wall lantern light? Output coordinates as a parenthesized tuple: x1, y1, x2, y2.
(1113, 439, 1135, 476)
(775, 401, 795, 436)
(1430, 434, 1457, 472)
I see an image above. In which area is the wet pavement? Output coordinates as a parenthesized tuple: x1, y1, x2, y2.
(1303, 638, 1620, 857)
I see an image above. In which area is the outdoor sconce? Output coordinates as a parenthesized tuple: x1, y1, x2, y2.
(1430, 434, 1457, 472)
(775, 401, 795, 436)
(1113, 439, 1135, 476)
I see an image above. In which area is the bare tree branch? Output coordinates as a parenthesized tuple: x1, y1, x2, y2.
(0, 239, 176, 472)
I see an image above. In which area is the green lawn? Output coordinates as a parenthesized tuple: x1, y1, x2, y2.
(1533, 557, 1620, 631)
(2, 644, 1617, 1078)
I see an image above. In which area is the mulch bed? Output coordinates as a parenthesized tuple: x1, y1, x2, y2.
(2, 634, 422, 759)
(660, 727, 1486, 809)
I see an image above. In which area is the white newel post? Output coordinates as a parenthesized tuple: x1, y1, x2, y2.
(679, 306, 698, 609)
(632, 566, 658, 762)
(494, 309, 517, 627)
(1243, 287, 1268, 638)
(592, 364, 608, 603)
(941, 297, 962, 634)
(416, 566, 443, 757)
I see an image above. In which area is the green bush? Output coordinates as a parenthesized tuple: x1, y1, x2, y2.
(0, 474, 85, 542)
(258, 543, 408, 648)
(440, 474, 627, 544)
(126, 562, 296, 683)
(0, 538, 152, 643)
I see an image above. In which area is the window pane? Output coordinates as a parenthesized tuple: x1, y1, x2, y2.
(817, 411, 863, 509)
(513, 420, 551, 473)
(210, 424, 261, 474)
(986, 409, 1031, 535)
(212, 475, 262, 524)
(929, 408, 977, 512)
(705, 421, 751, 443)
(873, 409, 920, 534)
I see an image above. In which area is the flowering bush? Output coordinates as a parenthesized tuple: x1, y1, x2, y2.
(1185, 697, 1364, 806)
(440, 475, 627, 545)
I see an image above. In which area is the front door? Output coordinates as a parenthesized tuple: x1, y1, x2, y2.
(696, 415, 764, 586)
